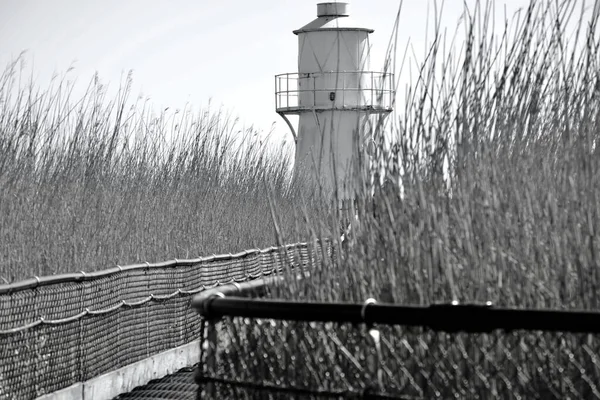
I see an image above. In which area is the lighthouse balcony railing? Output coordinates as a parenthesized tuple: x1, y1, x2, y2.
(275, 71, 394, 114)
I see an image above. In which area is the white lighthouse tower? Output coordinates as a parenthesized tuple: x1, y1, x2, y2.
(276, 2, 394, 201)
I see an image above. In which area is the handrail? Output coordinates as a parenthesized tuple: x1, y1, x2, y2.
(275, 71, 395, 113)
(1, 240, 331, 400)
(0, 241, 313, 294)
(191, 272, 309, 319)
(275, 71, 394, 78)
(194, 297, 600, 334)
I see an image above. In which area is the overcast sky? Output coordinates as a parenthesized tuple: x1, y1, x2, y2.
(1, 0, 540, 143)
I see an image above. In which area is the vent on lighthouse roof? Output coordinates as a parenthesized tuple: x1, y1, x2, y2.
(293, 2, 374, 35)
(317, 2, 348, 17)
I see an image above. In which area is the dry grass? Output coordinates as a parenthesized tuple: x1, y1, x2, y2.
(276, 0, 600, 308)
(224, 1, 600, 396)
(0, 63, 326, 283)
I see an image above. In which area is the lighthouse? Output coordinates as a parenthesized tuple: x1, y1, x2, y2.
(276, 2, 394, 202)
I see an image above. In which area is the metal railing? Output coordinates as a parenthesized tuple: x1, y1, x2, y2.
(0, 240, 333, 399)
(193, 286, 600, 399)
(275, 71, 395, 113)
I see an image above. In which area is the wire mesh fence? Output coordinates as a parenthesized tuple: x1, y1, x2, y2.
(195, 297, 600, 400)
(0, 240, 332, 399)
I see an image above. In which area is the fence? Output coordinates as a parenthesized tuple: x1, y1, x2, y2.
(275, 71, 395, 114)
(0, 240, 333, 399)
(193, 281, 600, 399)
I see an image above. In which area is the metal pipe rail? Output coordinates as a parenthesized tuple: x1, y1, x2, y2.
(193, 290, 600, 399)
(275, 71, 395, 114)
(194, 297, 600, 334)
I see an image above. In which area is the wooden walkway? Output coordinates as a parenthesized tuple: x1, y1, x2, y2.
(113, 365, 198, 400)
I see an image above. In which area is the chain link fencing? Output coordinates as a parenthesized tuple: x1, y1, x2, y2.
(194, 297, 600, 399)
(0, 240, 333, 399)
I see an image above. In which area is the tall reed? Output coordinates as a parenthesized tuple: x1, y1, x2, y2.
(0, 62, 324, 283)
(275, 0, 600, 311)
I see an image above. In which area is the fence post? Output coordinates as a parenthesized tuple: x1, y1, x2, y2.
(195, 318, 217, 399)
(362, 298, 384, 393)
(371, 72, 374, 107)
(203, 320, 218, 399)
(195, 294, 224, 400)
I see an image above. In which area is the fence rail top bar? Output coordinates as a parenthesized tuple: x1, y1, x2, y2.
(195, 297, 600, 334)
(191, 272, 310, 316)
(0, 241, 317, 294)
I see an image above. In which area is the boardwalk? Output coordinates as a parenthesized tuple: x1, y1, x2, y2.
(114, 366, 197, 400)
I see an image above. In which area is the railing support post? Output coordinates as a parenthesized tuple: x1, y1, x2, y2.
(202, 320, 218, 399)
(195, 293, 225, 399)
(371, 72, 374, 107)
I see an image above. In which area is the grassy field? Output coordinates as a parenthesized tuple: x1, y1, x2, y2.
(0, 64, 329, 283)
(214, 1, 600, 397)
(2, 2, 596, 301)
(276, 0, 600, 310)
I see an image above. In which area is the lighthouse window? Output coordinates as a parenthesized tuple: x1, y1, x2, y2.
(329, 92, 336, 101)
